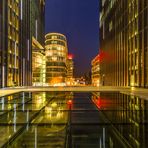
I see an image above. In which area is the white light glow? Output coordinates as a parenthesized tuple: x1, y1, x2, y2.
(23, 58, 25, 85)
(2, 66, 5, 87)
(27, 39, 30, 61)
(20, 0, 23, 20)
(14, 42, 17, 68)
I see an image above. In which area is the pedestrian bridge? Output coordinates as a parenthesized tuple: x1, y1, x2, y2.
(1, 86, 148, 98)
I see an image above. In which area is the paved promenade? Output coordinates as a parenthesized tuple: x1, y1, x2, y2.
(0, 86, 148, 99)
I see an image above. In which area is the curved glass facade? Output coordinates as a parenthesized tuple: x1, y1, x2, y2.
(45, 33, 68, 85)
(32, 51, 46, 86)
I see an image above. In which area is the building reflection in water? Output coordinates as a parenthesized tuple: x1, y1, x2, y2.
(9, 92, 74, 147)
(2, 91, 148, 147)
(44, 92, 73, 123)
(92, 92, 148, 148)
(31, 92, 46, 110)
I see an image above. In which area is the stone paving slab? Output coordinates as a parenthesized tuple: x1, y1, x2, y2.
(0, 86, 148, 99)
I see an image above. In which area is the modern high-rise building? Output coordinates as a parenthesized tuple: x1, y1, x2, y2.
(32, 38, 46, 86)
(45, 33, 68, 86)
(20, 0, 32, 86)
(91, 54, 100, 86)
(100, 0, 148, 87)
(66, 54, 74, 85)
(0, 0, 20, 87)
(31, 0, 46, 86)
(0, 0, 45, 88)
(0, 0, 3, 87)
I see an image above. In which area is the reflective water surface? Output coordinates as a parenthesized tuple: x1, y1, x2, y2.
(0, 91, 148, 147)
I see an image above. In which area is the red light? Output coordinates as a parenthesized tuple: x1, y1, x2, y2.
(93, 54, 100, 62)
(92, 97, 102, 109)
(99, 50, 113, 63)
(67, 100, 72, 105)
(68, 54, 74, 59)
(96, 98, 101, 108)
(67, 100, 73, 109)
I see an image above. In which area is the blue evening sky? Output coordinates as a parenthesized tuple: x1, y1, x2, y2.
(45, 0, 99, 76)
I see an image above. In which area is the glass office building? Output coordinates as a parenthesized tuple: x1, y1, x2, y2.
(0, 1, 3, 87)
(100, 0, 148, 87)
(32, 38, 46, 86)
(0, 0, 45, 87)
(45, 33, 68, 86)
(0, 0, 20, 87)
(31, 0, 45, 86)
(19, 0, 32, 86)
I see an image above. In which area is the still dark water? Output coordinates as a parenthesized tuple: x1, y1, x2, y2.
(0, 91, 148, 148)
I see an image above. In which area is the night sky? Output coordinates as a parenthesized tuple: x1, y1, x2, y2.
(45, 0, 99, 77)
